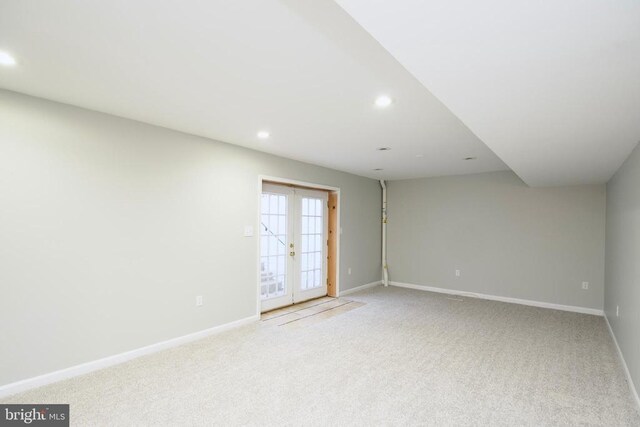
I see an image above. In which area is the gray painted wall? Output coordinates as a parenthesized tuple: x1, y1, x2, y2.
(387, 171, 606, 309)
(605, 142, 640, 393)
(0, 90, 381, 386)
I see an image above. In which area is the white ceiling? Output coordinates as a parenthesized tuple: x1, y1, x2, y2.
(335, 0, 640, 186)
(0, 0, 508, 181)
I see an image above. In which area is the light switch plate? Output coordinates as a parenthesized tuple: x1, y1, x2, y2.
(244, 225, 254, 237)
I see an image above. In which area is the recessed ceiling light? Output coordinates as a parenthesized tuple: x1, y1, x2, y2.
(373, 168, 384, 171)
(257, 131, 270, 139)
(464, 156, 477, 161)
(374, 95, 393, 108)
(0, 51, 16, 67)
(377, 147, 391, 151)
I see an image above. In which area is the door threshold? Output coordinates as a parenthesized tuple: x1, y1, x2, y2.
(260, 296, 364, 327)
(261, 295, 332, 316)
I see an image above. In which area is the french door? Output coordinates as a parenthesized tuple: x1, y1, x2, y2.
(260, 183, 328, 312)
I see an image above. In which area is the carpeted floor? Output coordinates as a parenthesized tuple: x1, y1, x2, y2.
(3, 286, 639, 426)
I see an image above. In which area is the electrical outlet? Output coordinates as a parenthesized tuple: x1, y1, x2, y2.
(616, 305, 619, 317)
(196, 296, 203, 307)
(582, 281, 589, 290)
(348, 267, 352, 275)
(455, 269, 461, 277)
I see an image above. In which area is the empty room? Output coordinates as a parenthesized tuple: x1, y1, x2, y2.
(1, 1, 639, 426)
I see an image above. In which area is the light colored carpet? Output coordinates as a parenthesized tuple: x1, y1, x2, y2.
(3, 286, 639, 426)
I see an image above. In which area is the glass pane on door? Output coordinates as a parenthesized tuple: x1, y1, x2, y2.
(300, 197, 324, 290)
(260, 193, 288, 300)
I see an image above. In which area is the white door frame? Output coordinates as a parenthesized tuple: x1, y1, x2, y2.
(256, 175, 341, 316)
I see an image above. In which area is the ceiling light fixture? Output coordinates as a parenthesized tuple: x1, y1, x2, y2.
(0, 51, 16, 66)
(373, 168, 384, 171)
(257, 131, 270, 139)
(464, 156, 477, 160)
(377, 147, 391, 151)
(374, 95, 393, 108)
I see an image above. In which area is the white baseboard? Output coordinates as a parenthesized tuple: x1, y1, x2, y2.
(0, 314, 260, 399)
(604, 315, 640, 411)
(389, 281, 604, 316)
(339, 281, 382, 296)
